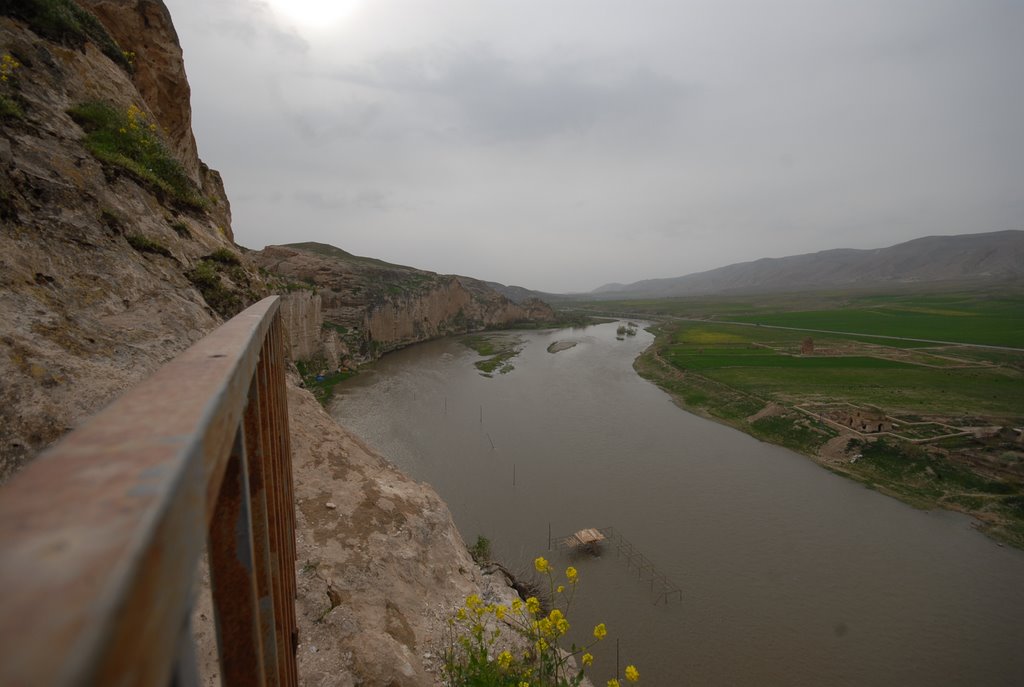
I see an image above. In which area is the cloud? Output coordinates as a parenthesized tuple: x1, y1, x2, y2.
(167, 0, 1024, 292)
(331, 44, 688, 143)
(294, 189, 393, 212)
(185, 0, 309, 54)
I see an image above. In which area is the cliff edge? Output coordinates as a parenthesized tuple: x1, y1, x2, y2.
(256, 242, 556, 362)
(0, 3, 511, 684)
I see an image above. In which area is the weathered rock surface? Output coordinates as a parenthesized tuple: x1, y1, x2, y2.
(255, 242, 556, 361)
(0, 8, 255, 479)
(278, 290, 350, 369)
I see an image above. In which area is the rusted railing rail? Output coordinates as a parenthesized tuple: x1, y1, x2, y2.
(0, 296, 298, 686)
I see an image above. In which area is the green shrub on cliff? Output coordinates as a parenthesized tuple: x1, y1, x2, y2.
(186, 259, 241, 317)
(68, 101, 205, 209)
(0, 0, 132, 70)
(126, 233, 172, 258)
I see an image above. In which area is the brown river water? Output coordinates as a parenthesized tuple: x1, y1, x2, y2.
(331, 321, 1024, 686)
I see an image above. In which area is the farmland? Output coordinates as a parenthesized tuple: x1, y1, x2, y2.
(573, 287, 1024, 546)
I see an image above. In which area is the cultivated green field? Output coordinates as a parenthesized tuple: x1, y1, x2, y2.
(574, 286, 1024, 348)
(659, 322, 1023, 420)
(733, 294, 1024, 347)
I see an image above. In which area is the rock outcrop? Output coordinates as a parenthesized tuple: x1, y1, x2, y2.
(0, 5, 257, 479)
(278, 289, 349, 369)
(255, 242, 556, 361)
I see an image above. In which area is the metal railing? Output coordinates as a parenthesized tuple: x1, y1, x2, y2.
(0, 296, 298, 686)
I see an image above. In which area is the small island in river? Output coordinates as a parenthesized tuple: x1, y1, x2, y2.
(547, 340, 578, 353)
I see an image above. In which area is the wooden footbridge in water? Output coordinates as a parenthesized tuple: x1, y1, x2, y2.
(551, 526, 683, 605)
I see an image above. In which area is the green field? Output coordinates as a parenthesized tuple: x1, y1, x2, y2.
(733, 296, 1023, 347)
(572, 287, 1024, 348)
(614, 286, 1024, 547)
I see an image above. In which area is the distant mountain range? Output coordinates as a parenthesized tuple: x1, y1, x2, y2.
(585, 230, 1024, 300)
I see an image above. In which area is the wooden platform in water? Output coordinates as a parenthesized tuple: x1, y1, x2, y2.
(572, 528, 606, 547)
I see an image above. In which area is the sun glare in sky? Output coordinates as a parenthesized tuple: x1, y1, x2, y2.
(264, 0, 362, 29)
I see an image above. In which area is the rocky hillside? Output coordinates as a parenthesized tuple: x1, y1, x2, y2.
(0, 0, 265, 480)
(255, 241, 556, 361)
(592, 230, 1024, 299)
(0, 3, 518, 684)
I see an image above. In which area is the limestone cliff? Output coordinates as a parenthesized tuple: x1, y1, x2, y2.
(0, 1, 259, 480)
(0, 3, 516, 685)
(256, 242, 556, 362)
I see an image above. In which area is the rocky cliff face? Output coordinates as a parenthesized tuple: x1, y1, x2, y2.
(0, 4, 516, 684)
(0, 3, 258, 479)
(278, 289, 350, 369)
(256, 242, 556, 361)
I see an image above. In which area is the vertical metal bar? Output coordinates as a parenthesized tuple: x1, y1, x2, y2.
(271, 316, 299, 686)
(171, 613, 200, 687)
(209, 427, 266, 686)
(257, 335, 290, 687)
(244, 367, 282, 685)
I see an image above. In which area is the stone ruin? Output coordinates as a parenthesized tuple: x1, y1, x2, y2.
(838, 406, 893, 434)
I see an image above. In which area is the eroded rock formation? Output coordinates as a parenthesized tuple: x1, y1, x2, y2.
(0, 5, 254, 479)
(256, 242, 556, 361)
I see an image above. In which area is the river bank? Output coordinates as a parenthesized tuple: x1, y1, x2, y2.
(332, 321, 1024, 685)
(632, 323, 1024, 549)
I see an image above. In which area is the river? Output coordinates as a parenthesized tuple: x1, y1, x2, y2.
(330, 321, 1024, 686)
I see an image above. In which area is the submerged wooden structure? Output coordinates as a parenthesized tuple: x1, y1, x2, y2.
(551, 526, 683, 604)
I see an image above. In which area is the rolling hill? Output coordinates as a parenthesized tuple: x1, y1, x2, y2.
(589, 230, 1024, 299)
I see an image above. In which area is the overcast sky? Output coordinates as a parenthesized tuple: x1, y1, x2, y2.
(163, 0, 1024, 293)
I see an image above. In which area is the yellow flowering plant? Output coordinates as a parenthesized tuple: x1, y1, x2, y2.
(442, 556, 639, 686)
(1, 53, 20, 83)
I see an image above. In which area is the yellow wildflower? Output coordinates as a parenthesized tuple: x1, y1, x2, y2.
(466, 594, 482, 609)
(497, 650, 512, 669)
(582, 652, 594, 666)
(593, 623, 607, 640)
(534, 556, 550, 573)
(557, 618, 570, 635)
(625, 665, 640, 682)
(519, 682, 530, 687)
(535, 638, 549, 652)
(557, 585, 565, 593)
(566, 566, 578, 583)
(495, 604, 507, 620)
(512, 598, 523, 613)
(608, 680, 620, 687)
(456, 608, 466, 620)
(526, 597, 540, 615)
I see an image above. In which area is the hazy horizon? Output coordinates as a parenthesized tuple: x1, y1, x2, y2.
(166, 1, 1024, 292)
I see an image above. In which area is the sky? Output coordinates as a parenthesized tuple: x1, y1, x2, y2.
(163, 0, 1024, 293)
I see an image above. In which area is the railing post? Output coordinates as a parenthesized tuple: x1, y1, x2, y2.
(0, 297, 296, 686)
(245, 359, 282, 684)
(209, 427, 266, 685)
